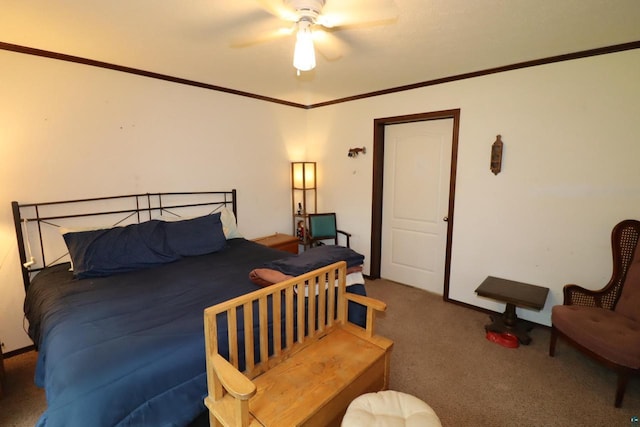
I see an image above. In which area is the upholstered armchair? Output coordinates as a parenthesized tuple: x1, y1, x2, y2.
(549, 219, 640, 407)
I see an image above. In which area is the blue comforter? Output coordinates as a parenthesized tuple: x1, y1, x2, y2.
(24, 238, 366, 427)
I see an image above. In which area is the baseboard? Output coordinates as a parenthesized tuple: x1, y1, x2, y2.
(4, 345, 36, 359)
(447, 298, 551, 329)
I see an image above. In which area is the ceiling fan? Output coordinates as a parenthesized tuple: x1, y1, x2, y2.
(233, 0, 398, 74)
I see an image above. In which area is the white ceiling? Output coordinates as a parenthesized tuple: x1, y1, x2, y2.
(2, 0, 640, 107)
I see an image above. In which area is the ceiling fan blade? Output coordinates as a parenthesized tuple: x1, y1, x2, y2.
(319, 0, 398, 28)
(230, 24, 295, 48)
(255, 0, 299, 22)
(313, 29, 348, 62)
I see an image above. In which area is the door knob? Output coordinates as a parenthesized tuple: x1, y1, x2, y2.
(443, 217, 448, 222)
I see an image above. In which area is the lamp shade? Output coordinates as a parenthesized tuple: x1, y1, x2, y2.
(292, 162, 316, 189)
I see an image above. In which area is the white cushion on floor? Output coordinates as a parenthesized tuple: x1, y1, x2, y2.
(341, 390, 442, 427)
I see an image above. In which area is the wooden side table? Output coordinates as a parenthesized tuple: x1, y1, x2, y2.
(475, 276, 549, 345)
(253, 233, 299, 254)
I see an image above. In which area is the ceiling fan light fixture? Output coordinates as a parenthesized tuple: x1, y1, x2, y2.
(293, 19, 316, 73)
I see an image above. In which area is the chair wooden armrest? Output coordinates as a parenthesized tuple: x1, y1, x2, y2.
(563, 282, 618, 309)
(563, 283, 601, 307)
(337, 229, 351, 247)
(337, 229, 352, 238)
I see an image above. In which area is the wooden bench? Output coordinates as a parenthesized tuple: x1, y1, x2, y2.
(204, 261, 393, 427)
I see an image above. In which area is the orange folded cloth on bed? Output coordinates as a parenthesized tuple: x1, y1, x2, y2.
(249, 265, 363, 288)
(348, 265, 364, 274)
(249, 268, 294, 288)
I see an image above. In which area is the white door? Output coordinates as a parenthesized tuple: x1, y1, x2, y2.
(381, 118, 453, 294)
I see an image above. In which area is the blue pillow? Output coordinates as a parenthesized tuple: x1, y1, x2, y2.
(164, 213, 227, 256)
(63, 221, 178, 278)
(63, 214, 227, 278)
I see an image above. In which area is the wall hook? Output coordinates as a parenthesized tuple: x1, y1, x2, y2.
(348, 147, 366, 158)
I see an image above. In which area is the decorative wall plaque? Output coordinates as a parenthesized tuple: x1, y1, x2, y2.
(490, 135, 503, 175)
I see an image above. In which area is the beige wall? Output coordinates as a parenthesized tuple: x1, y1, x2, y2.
(0, 51, 308, 352)
(307, 49, 640, 326)
(1, 48, 639, 352)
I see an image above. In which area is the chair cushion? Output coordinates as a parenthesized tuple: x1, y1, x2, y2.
(615, 241, 640, 322)
(341, 391, 442, 427)
(552, 305, 640, 369)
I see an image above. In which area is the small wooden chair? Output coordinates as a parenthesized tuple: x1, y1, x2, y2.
(308, 213, 351, 248)
(549, 219, 640, 407)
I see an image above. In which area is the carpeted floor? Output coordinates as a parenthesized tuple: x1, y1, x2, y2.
(0, 350, 43, 427)
(365, 279, 639, 426)
(1, 278, 638, 426)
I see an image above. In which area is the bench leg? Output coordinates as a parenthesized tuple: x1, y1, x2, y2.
(210, 411, 222, 427)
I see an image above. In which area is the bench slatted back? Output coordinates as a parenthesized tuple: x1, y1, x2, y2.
(204, 261, 347, 381)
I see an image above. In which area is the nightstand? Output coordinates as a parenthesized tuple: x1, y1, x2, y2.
(253, 233, 299, 254)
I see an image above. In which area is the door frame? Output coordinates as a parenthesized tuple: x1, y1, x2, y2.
(369, 109, 460, 301)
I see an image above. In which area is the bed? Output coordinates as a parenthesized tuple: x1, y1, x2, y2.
(12, 191, 368, 427)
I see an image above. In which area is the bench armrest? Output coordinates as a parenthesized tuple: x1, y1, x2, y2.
(344, 293, 387, 337)
(206, 354, 257, 427)
(345, 292, 387, 312)
(211, 354, 256, 400)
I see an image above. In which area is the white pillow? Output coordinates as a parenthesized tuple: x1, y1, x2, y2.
(59, 225, 113, 235)
(157, 208, 242, 239)
(220, 207, 243, 239)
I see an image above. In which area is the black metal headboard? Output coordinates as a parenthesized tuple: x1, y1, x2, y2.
(12, 190, 237, 290)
